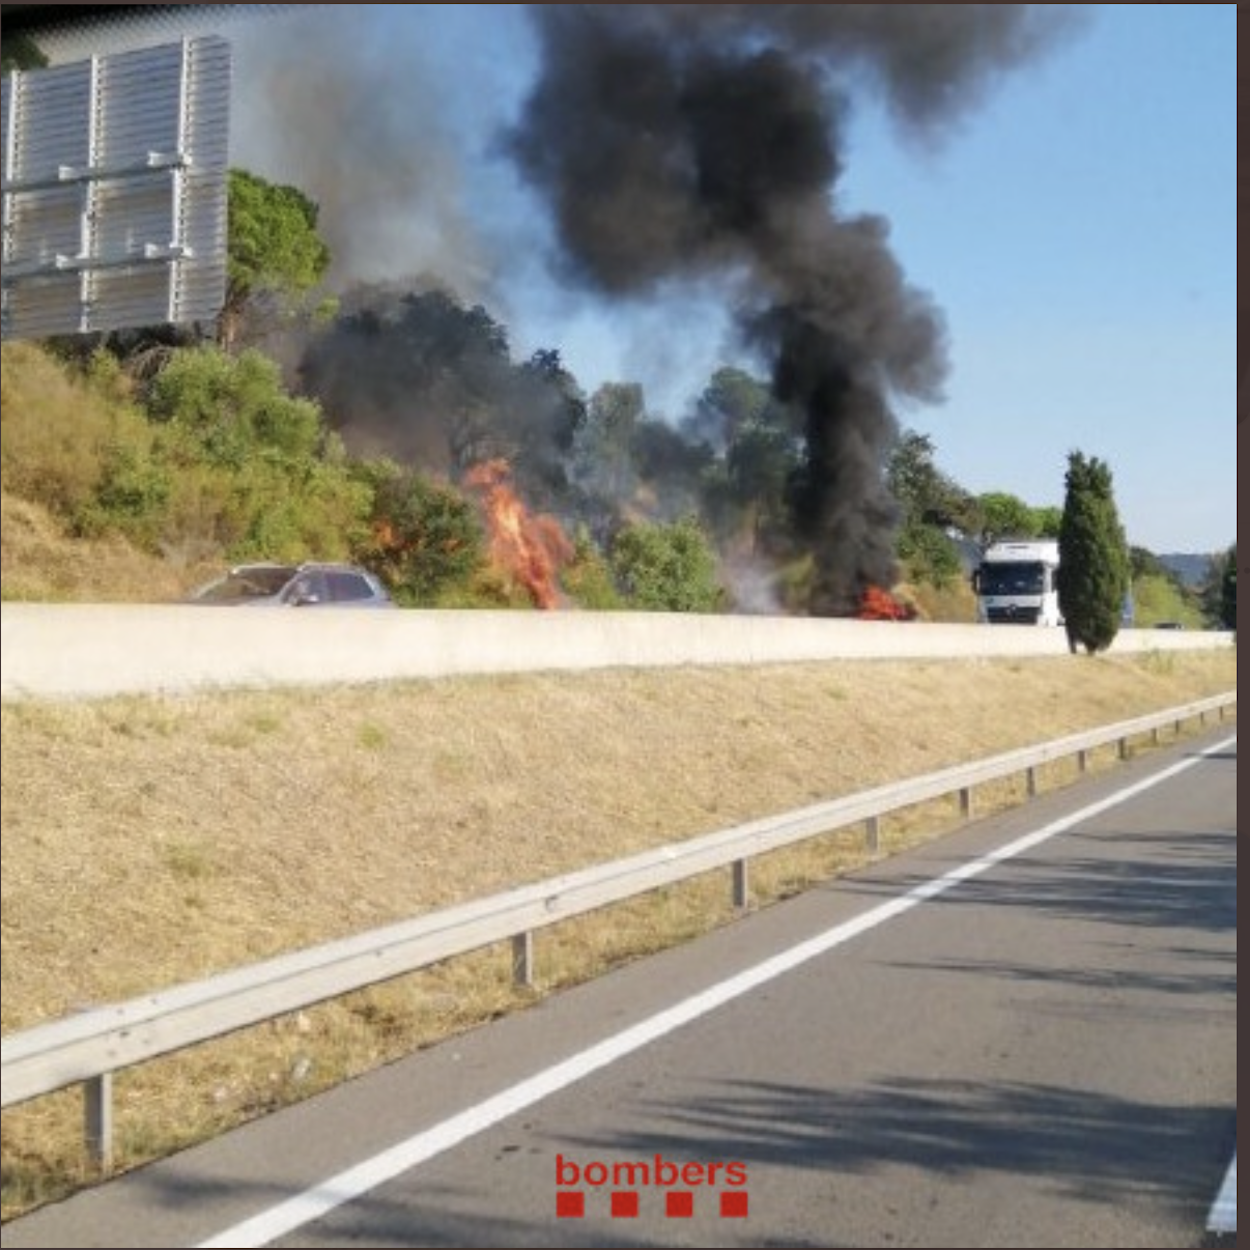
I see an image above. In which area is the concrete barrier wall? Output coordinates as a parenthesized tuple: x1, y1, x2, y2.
(0, 604, 1233, 701)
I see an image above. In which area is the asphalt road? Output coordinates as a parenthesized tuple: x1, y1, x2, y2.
(2, 729, 1236, 1249)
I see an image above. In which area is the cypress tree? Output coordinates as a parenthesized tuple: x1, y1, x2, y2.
(1219, 543, 1237, 632)
(1056, 451, 1130, 654)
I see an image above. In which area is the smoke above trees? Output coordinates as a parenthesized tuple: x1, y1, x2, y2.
(236, 5, 1082, 615)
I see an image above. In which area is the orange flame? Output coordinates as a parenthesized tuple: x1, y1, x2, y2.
(464, 458, 572, 609)
(857, 585, 914, 621)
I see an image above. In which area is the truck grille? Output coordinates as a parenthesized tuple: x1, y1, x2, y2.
(986, 606, 1042, 624)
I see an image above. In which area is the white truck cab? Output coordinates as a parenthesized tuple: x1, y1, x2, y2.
(972, 539, 1063, 626)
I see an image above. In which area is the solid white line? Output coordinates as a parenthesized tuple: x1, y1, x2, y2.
(198, 734, 1236, 1249)
(1207, 1150, 1237, 1233)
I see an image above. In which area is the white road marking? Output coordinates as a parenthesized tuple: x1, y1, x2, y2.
(198, 735, 1236, 1248)
(1207, 1150, 1236, 1233)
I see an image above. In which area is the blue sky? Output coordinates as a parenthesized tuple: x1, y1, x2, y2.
(41, 5, 1236, 555)
(831, 4, 1237, 557)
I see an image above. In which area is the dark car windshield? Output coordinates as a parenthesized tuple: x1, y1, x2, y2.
(194, 566, 299, 603)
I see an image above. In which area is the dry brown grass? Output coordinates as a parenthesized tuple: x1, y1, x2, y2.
(1, 345, 106, 518)
(0, 493, 215, 605)
(0, 345, 149, 523)
(0, 647, 1236, 1219)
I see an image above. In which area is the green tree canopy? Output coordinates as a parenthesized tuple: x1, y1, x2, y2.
(146, 347, 324, 467)
(1201, 543, 1237, 631)
(889, 432, 971, 529)
(1056, 451, 1130, 654)
(301, 286, 573, 491)
(560, 525, 625, 610)
(633, 416, 716, 519)
(886, 430, 975, 587)
(724, 420, 798, 556)
(688, 366, 774, 453)
(1, 32, 49, 74)
(82, 345, 369, 561)
(578, 382, 645, 504)
(354, 461, 486, 606)
(1129, 546, 1176, 583)
(1220, 545, 1237, 632)
(1031, 505, 1063, 538)
(976, 491, 1038, 544)
(610, 515, 725, 612)
(220, 168, 332, 351)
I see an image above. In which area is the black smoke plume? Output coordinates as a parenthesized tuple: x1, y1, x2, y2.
(505, 4, 1079, 614)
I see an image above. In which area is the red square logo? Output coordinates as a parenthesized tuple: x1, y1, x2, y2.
(666, 1191, 694, 1218)
(611, 1191, 639, 1218)
(556, 1191, 584, 1218)
(721, 1190, 749, 1217)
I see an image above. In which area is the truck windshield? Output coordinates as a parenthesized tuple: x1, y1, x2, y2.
(978, 562, 1045, 595)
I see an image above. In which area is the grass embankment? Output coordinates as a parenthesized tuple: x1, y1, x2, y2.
(0, 647, 1237, 1219)
(0, 492, 213, 604)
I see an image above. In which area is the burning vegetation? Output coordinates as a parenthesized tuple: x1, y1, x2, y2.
(464, 458, 573, 610)
(856, 585, 917, 622)
(261, 6, 1077, 615)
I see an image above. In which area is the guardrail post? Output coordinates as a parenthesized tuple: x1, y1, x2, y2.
(865, 816, 880, 853)
(2, 693, 1231, 1135)
(1026, 766, 1038, 798)
(511, 931, 533, 987)
(731, 858, 749, 910)
(84, 1072, 113, 1171)
(1151, 726, 1160, 746)
(1077, 748, 1089, 773)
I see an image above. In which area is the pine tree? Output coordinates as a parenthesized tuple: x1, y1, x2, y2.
(1056, 451, 1130, 654)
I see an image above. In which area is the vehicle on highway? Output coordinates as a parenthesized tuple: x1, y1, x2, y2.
(972, 538, 1063, 626)
(188, 562, 396, 608)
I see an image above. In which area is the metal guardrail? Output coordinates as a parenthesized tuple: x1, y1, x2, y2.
(0, 692, 1235, 1165)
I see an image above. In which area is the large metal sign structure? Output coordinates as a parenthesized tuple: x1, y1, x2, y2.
(1, 34, 230, 340)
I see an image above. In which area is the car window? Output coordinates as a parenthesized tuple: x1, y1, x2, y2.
(328, 571, 376, 602)
(195, 566, 297, 602)
(280, 571, 325, 605)
(247, 567, 301, 596)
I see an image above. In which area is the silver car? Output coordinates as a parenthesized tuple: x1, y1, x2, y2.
(189, 562, 396, 608)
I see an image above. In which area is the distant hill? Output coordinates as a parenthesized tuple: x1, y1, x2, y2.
(1157, 552, 1217, 587)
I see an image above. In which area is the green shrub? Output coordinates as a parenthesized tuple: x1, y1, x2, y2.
(611, 516, 726, 612)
